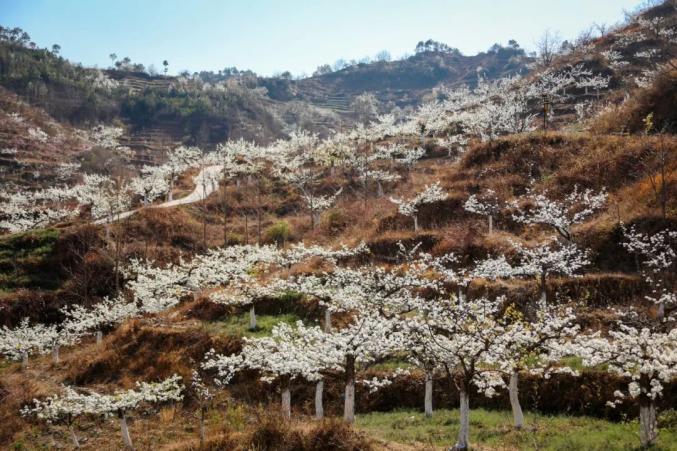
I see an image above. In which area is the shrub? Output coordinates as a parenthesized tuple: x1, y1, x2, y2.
(265, 220, 291, 247)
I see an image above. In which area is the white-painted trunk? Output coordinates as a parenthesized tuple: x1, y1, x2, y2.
(344, 379, 355, 423)
(315, 380, 324, 419)
(657, 302, 665, 321)
(377, 181, 383, 197)
(424, 372, 433, 417)
(21, 351, 28, 369)
(236, 178, 241, 188)
(324, 309, 332, 333)
(454, 388, 470, 450)
(457, 286, 465, 305)
(639, 401, 657, 448)
(96, 330, 103, 345)
(281, 385, 291, 420)
(52, 344, 60, 364)
(413, 215, 419, 231)
(249, 305, 257, 330)
(119, 413, 134, 450)
(69, 424, 80, 448)
(509, 371, 524, 429)
(540, 272, 547, 305)
(488, 215, 493, 234)
(344, 356, 356, 423)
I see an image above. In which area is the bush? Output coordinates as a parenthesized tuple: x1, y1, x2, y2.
(265, 220, 291, 247)
(322, 209, 350, 235)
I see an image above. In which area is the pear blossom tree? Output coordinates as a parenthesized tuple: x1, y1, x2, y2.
(511, 186, 607, 242)
(410, 296, 509, 450)
(190, 370, 214, 447)
(578, 324, 677, 448)
(22, 375, 184, 450)
(131, 166, 170, 205)
(489, 305, 580, 429)
(61, 296, 138, 344)
(464, 189, 502, 234)
(0, 318, 56, 368)
(390, 182, 448, 231)
(123, 258, 193, 313)
(162, 145, 202, 201)
(367, 169, 401, 197)
(621, 225, 676, 319)
(512, 240, 590, 304)
(20, 386, 92, 448)
(204, 321, 336, 419)
(400, 317, 444, 417)
(46, 321, 81, 364)
(0, 187, 80, 234)
(303, 187, 343, 228)
(322, 312, 405, 423)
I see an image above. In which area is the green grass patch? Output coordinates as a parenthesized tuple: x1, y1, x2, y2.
(203, 312, 303, 338)
(356, 408, 677, 450)
(0, 228, 61, 290)
(370, 358, 414, 372)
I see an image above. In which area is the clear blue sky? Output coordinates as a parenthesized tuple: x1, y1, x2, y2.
(1, 0, 641, 76)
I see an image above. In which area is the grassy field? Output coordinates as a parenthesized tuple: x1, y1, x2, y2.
(202, 312, 303, 337)
(356, 408, 677, 451)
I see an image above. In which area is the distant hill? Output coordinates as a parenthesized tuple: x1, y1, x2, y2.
(278, 45, 531, 112)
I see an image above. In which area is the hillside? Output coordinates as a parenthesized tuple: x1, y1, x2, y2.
(0, 2, 676, 450)
(296, 46, 529, 109)
(0, 32, 531, 162)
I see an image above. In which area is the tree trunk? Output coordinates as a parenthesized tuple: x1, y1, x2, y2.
(249, 305, 257, 330)
(413, 215, 419, 231)
(324, 308, 332, 333)
(424, 372, 433, 417)
(21, 351, 28, 369)
(454, 386, 470, 450)
(540, 271, 547, 305)
(344, 355, 356, 423)
(281, 383, 291, 420)
(509, 370, 524, 429)
(315, 379, 324, 419)
(657, 302, 665, 321)
(96, 330, 103, 345)
(69, 424, 80, 448)
(222, 184, 228, 246)
(377, 181, 383, 197)
(639, 399, 657, 448)
(168, 179, 174, 202)
(200, 406, 206, 448)
(118, 412, 134, 450)
(457, 286, 465, 305)
(488, 215, 493, 234)
(52, 344, 60, 364)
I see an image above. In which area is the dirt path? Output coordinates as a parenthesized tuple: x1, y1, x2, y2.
(94, 165, 223, 224)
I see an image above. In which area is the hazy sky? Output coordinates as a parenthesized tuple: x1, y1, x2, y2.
(1, 0, 641, 76)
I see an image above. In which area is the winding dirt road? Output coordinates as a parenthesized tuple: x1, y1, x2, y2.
(95, 165, 223, 224)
